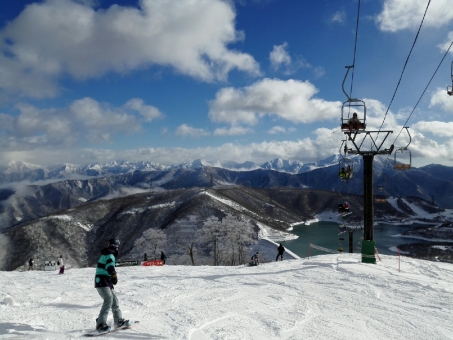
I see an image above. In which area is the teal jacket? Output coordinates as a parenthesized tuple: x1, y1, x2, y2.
(94, 247, 117, 289)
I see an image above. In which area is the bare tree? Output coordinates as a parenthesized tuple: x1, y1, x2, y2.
(134, 228, 167, 259)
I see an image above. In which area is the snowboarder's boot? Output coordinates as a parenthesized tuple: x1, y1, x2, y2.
(115, 318, 130, 328)
(96, 322, 110, 332)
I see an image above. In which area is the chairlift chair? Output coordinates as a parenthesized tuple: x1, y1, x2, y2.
(341, 66, 367, 132)
(375, 179, 388, 203)
(338, 144, 354, 181)
(394, 127, 412, 170)
(341, 100, 367, 132)
(375, 194, 387, 203)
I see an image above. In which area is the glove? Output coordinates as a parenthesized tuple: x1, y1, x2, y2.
(111, 273, 118, 285)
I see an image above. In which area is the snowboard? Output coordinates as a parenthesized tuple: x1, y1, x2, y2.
(84, 321, 139, 337)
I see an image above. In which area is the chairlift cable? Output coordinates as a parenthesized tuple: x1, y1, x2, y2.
(348, 0, 361, 99)
(385, 37, 453, 165)
(377, 0, 432, 139)
(391, 39, 453, 145)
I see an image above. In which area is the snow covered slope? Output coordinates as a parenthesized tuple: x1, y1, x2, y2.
(0, 254, 451, 339)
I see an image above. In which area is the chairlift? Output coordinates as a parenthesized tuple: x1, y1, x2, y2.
(394, 127, 412, 170)
(447, 61, 453, 96)
(375, 176, 388, 203)
(338, 143, 354, 181)
(341, 66, 367, 132)
(375, 193, 388, 203)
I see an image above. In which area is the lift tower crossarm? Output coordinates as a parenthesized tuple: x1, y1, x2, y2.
(344, 131, 394, 155)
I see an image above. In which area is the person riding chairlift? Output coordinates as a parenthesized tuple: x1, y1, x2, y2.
(345, 165, 352, 179)
(348, 112, 360, 131)
(339, 167, 346, 179)
(343, 202, 350, 213)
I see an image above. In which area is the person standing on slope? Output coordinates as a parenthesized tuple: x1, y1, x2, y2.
(276, 244, 285, 261)
(58, 255, 64, 274)
(94, 238, 130, 333)
(250, 252, 260, 266)
(160, 251, 167, 265)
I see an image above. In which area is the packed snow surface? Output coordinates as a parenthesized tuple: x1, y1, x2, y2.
(1, 254, 452, 339)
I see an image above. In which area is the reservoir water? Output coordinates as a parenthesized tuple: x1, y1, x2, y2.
(283, 221, 433, 258)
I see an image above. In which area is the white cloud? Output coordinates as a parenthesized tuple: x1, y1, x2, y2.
(438, 31, 453, 53)
(213, 126, 253, 136)
(0, 0, 260, 98)
(0, 97, 159, 147)
(268, 126, 286, 135)
(2, 121, 453, 167)
(412, 121, 453, 137)
(124, 98, 164, 122)
(376, 0, 453, 32)
(332, 11, 346, 24)
(269, 43, 310, 75)
(175, 124, 209, 138)
(313, 67, 326, 79)
(10, 136, 337, 167)
(267, 126, 296, 135)
(270, 43, 291, 70)
(208, 78, 341, 126)
(430, 87, 453, 112)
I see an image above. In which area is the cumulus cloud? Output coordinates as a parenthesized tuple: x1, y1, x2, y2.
(430, 87, 453, 112)
(208, 78, 341, 126)
(175, 124, 209, 138)
(376, 0, 453, 32)
(0, 127, 341, 167)
(270, 43, 291, 70)
(0, 97, 160, 147)
(412, 121, 453, 137)
(124, 99, 164, 122)
(0, 0, 260, 98)
(267, 126, 296, 134)
(2, 121, 453, 167)
(269, 43, 310, 75)
(438, 31, 453, 53)
(213, 126, 253, 136)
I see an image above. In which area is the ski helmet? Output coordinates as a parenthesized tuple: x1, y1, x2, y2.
(108, 238, 120, 248)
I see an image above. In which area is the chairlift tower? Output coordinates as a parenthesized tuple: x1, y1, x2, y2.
(341, 66, 394, 263)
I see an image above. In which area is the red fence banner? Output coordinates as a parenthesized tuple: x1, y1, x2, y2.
(142, 260, 164, 266)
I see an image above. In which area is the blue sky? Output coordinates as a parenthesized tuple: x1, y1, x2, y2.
(0, 0, 453, 167)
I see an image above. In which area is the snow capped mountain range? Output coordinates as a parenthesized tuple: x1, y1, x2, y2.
(0, 156, 343, 183)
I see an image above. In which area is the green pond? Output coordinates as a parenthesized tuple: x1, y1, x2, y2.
(282, 221, 433, 258)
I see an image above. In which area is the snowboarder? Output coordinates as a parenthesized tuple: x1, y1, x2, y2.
(28, 258, 34, 271)
(160, 251, 167, 265)
(338, 202, 344, 213)
(250, 252, 259, 266)
(57, 255, 64, 274)
(94, 238, 130, 333)
(276, 244, 285, 261)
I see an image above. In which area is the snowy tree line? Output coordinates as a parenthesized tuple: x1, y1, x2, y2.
(133, 213, 256, 266)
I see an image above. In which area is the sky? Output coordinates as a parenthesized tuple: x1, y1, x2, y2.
(1, 253, 452, 339)
(1, 0, 453, 167)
